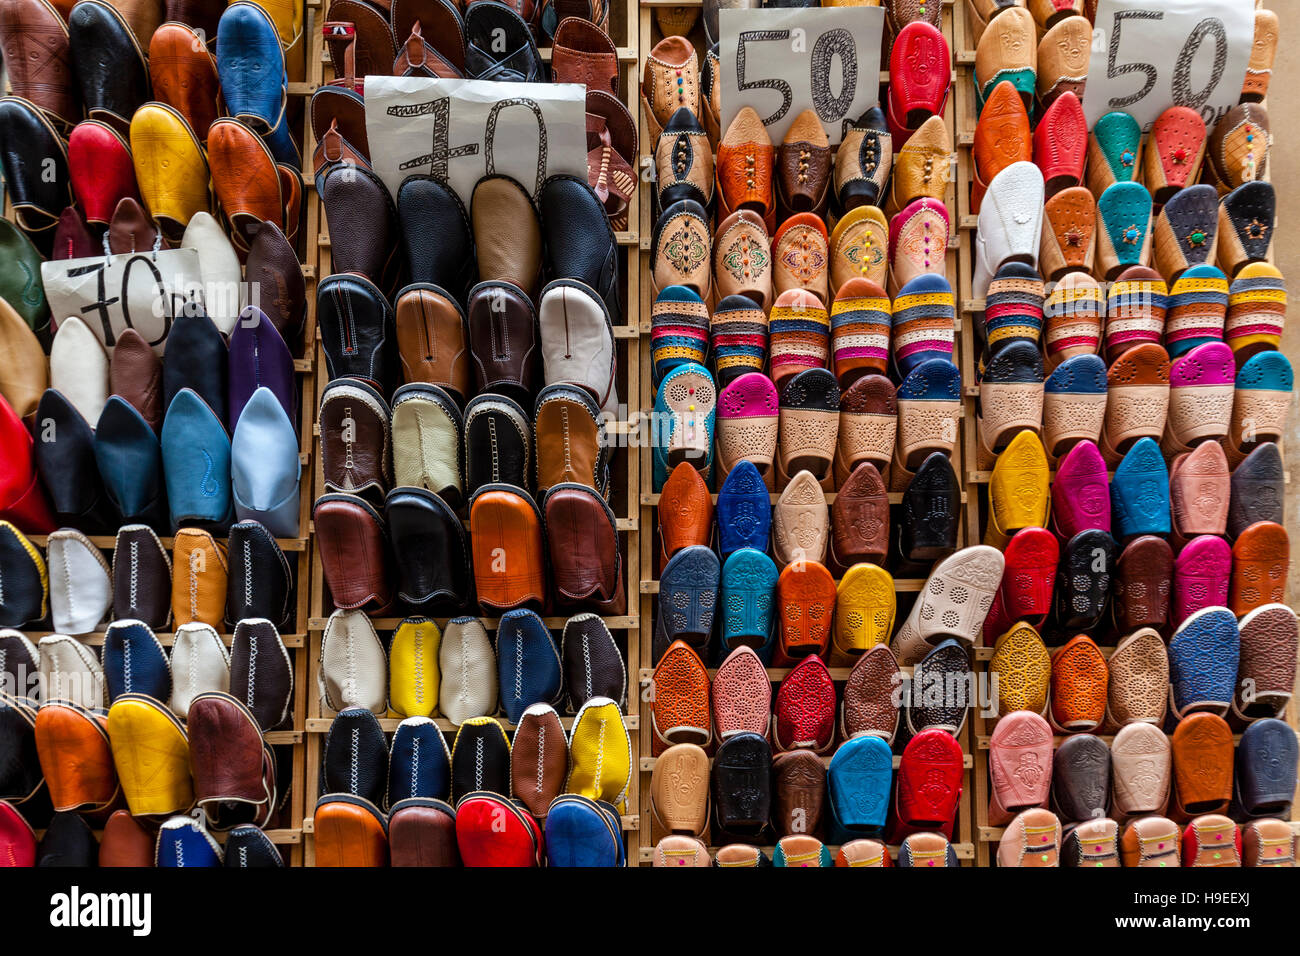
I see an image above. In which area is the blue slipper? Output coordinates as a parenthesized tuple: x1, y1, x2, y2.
(161, 388, 234, 530)
(216, 2, 287, 135)
(717, 459, 771, 556)
(896, 357, 961, 468)
(652, 362, 716, 492)
(1168, 606, 1239, 718)
(1109, 436, 1169, 538)
(496, 609, 563, 724)
(1235, 351, 1293, 443)
(1234, 717, 1298, 819)
(650, 286, 709, 388)
(156, 815, 223, 867)
(827, 734, 893, 837)
(388, 716, 452, 806)
(720, 547, 778, 654)
(544, 794, 624, 866)
(657, 544, 720, 648)
(103, 620, 171, 704)
(1045, 353, 1107, 395)
(1237, 349, 1294, 392)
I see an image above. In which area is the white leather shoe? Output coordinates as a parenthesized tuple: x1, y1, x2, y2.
(319, 609, 388, 715)
(38, 634, 105, 709)
(181, 211, 244, 334)
(169, 622, 231, 718)
(49, 316, 108, 426)
(439, 616, 498, 725)
(538, 279, 618, 413)
(972, 161, 1045, 300)
(45, 529, 111, 635)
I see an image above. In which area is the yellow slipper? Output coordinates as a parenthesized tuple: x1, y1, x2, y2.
(830, 563, 896, 666)
(389, 616, 441, 718)
(988, 621, 1051, 717)
(129, 102, 211, 241)
(566, 696, 631, 811)
(107, 694, 193, 816)
(985, 429, 1050, 549)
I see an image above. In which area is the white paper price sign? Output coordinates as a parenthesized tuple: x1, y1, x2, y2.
(1081, 0, 1254, 131)
(363, 76, 587, 206)
(718, 6, 884, 146)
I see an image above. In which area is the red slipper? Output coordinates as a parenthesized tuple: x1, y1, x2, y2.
(890, 728, 964, 841)
(772, 654, 836, 754)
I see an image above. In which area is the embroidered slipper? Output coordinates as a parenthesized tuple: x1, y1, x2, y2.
(1096, 181, 1153, 280)
(829, 211, 889, 295)
(1232, 604, 1297, 722)
(987, 622, 1050, 717)
(971, 80, 1031, 213)
(888, 198, 950, 297)
(712, 645, 772, 740)
(984, 428, 1049, 549)
(1169, 440, 1229, 540)
(1086, 110, 1142, 197)
(771, 750, 827, 839)
(978, 340, 1044, 462)
(1042, 353, 1106, 457)
(1049, 635, 1108, 733)
(772, 654, 836, 753)
(1225, 263, 1285, 359)
(1217, 180, 1274, 276)
(982, 526, 1057, 640)
(712, 731, 772, 836)
(1052, 734, 1112, 824)
(772, 212, 829, 306)
(1120, 815, 1179, 866)
(772, 469, 828, 569)
(1153, 185, 1219, 281)
(1181, 814, 1241, 867)
(988, 711, 1053, 825)
(1103, 266, 1168, 363)
(831, 563, 895, 665)
(652, 361, 716, 492)
(1054, 528, 1116, 631)
(1170, 712, 1233, 821)
(840, 644, 900, 742)
(773, 834, 832, 867)
(1227, 442, 1283, 538)
(1172, 533, 1231, 627)
(715, 372, 779, 482)
(1229, 520, 1288, 616)
(1105, 627, 1168, 730)
(907, 638, 971, 736)
(1112, 536, 1173, 635)
(656, 545, 720, 653)
(829, 277, 890, 383)
(897, 832, 959, 867)
(777, 367, 840, 483)
(650, 743, 710, 837)
(892, 545, 1004, 665)
(716, 459, 771, 557)
(896, 357, 962, 469)
(836, 839, 892, 868)
(1144, 106, 1207, 203)
(890, 728, 963, 841)
(1168, 606, 1239, 719)
(1063, 818, 1120, 867)
(650, 639, 711, 757)
(1050, 439, 1110, 541)
(998, 808, 1062, 867)
(719, 548, 779, 655)
(1042, 272, 1103, 373)
(1110, 437, 1170, 539)
(566, 696, 631, 808)
(774, 560, 836, 665)
(1229, 349, 1292, 450)
(1243, 818, 1296, 867)
(712, 210, 772, 311)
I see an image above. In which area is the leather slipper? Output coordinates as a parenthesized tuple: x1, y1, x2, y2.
(896, 357, 962, 469)
(1050, 439, 1110, 541)
(495, 610, 562, 724)
(710, 294, 768, 388)
(712, 731, 771, 835)
(1103, 267, 1168, 363)
(650, 639, 711, 756)
(319, 610, 387, 715)
(652, 361, 715, 492)
(891, 728, 963, 840)
(1217, 181, 1274, 276)
(982, 526, 1057, 640)
(656, 545, 720, 654)
(720, 548, 778, 657)
(438, 618, 497, 726)
(1168, 606, 1239, 718)
(716, 460, 770, 558)
(973, 7, 1035, 111)
(1113, 536, 1172, 634)
(543, 483, 624, 615)
(773, 834, 831, 867)
(1105, 627, 1168, 729)
(971, 80, 1030, 213)
(831, 563, 895, 665)
(711, 209, 771, 310)
(467, 484, 547, 615)
(1173, 533, 1231, 626)
(653, 834, 710, 866)
(892, 274, 957, 381)
(1040, 190, 1098, 285)
(464, 393, 530, 497)
(1169, 440, 1229, 540)
(988, 622, 1050, 717)
(385, 487, 471, 613)
(972, 162, 1042, 300)
(1225, 262, 1285, 359)
(1120, 815, 1180, 866)
(768, 289, 830, 392)
(828, 221, 889, 313)
(566, 697, 630, 807)
(1051, 733, 1111, 823)
(777, 368, 840, 483)
(771, 750, 826, 839)
(833, 374, 897, 485)
(893, 545, 1004, 665)
(984, 428, 1049, 549)
(561, 614, 626, 712)
(1103, 344, 1171, 462)
(978, 341, 1045, 464)
(1227, 442, 1284, 538)
(45, 529, 111, 636)
(898, 832, 958, 867)
(1230, 519, 1289, 615)
(389, 716, 452, 806)
(1110, 437, 1170, 539)
(772, 655, 835, 754)
(323, 707, 388, 806)
(314, 494, 392, 614)
(998, 808, 1061, 867)
(1049, 635, 1107, 732)
(0, 631, 38, 704)
(155, 815, 223, 867)
(34, 699, 116, 812)
(716, 373, 779, 482)
(1171, 712, 1233, 820)
(1233, 604, 1297, 722)
(1235, 717, 1299, 819)
(1111, 722, 1171, 818)
(38, 811, 99, 867)
(1164, 341, 1234, 452)
(713, 645, 771, 740)
(1230, 350, 1293, 450)
(651, 743, 709, 836)
(103, 620, 170, 705)
(907, 638, 971, 736)
(510, 705, 566, 818)
(650, 286, 709, 388)
(1182, 814, 1241, 867)
(830, 462, 889, 569)
(981, 263, 1045, 360)
(1243, 818, 1296, 867)
(772, 469, 828, 568)
(841, 644, 900, 742)
(1153, 184, 1219, 281)
(774, 560, 836, 665)
(388, 798, 458, 868)
(1033, 91, 1086, 194)
(1145, 107, 1207, 203)
(887, 199, 949, 297)
(1063, 818, 1120, 867)
(537, 278, 618, 413)
(652, 199, 712, 300)
(1095, 181, 1152, 279)
(449, 717, 511, 802)
(772, 213, 829, 305)
(827, 734, 892, 834)
(455, 792, 540, 867)
(989, 711, 1053, 826)
(1042, 353, 1106, 457)
(898, 451, 959, 562)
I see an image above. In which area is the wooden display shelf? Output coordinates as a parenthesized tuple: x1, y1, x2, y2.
(306, 615, 638, 631)
(637, 842, 976, 863)
(305, 714, 639, 733)
(636, 665, 915, 682)
(640, 753, 973, 771)
(303, 813, 640, 833)
(639, 578, 926, 594)
(24, 631, 306, 648)
(640, 491, 968, 505)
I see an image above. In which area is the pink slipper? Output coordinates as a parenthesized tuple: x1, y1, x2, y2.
(1172, 534, 1232, 627)
(989, 711, 1054, 825)
(716, 372, 779, 481)
(1050, 439, 1111, 541)
(1165, 342, 1236, 451)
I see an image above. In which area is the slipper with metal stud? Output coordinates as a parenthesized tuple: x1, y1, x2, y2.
(896, 357, 962, 470)
(651, 743, 710, 837)
(890, 728, 964, 841)
(1120, 815, 1180, 867)
(1144, 106, 1207, 203)
(1234, 717, 1299, 820)
(1163, 341, 1235, 453)
(1051, 733, 1111, 824)
(1112, 537, 1172, 634)
(984, 429, 1049, 549)
(1049, 635, 1107, 733)
(1103, 267, 1168, 364)
(774, 560, 836, 665)
(650, 639, 711, 757)
(1053, 528, 1116, 631)
(982, 526, 1058, 640)
(827, 733, 893, 837)
(1168, 606, 1239, 719)
(1104, 627, 1168, 730)
(978, 342, 1044, 466)
(1111, 722, 1172, 819)
(715, 372, 779, 482)
(1225, 263, 1285, 360)
(777, 368, 840, 484)
(1172, 533, 1231, 626)
(1168, 440, 1229, 541)
(988, 711, 1053, 826)
(1227, 442, 1283, 539)
(1229, 350, 1293, 451)
(712, 645, 771, 740)
(656, 544, 720, 655)
(772, 654, 836, 754)
(907, 638, 971, 736)
(652, 361, 716, 492)
(719, 548, 779, 657)
(898, 451, 960, 563)
(1110, 437, 1170, 539)
(830, 563, 895, 665)
(1042, 353, 1106, 458)
(1050, 439, 1110, 541)
(716, 459, 771, 558)
(1170, 712, 1233, 821)
(829, 462, 889, 570)
(1229, 520, 1288, 616)
(1096, 181, 1153, 280)
(1153, 184, 1219, 281)
(711, 731, 771, 837)
(1232, 604, 1297, 723)
(833, 374, 897, 486)
(987, 622, 1050, 717)
(1040, 190, 1097, 286)
(892, 545, 1005, 665)
(840, 644, 900, 742)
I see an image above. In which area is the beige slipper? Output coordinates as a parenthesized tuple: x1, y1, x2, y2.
(891, 545, 1005, 664)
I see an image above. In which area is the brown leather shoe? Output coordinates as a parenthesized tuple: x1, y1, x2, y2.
(1112, 537, 1173, 635)
(469, 485, 547, 615)
(544, 483, 624, 614)
(1170, 712, 1233, 821)
(314, 494, 392, 613)
(640, 35, 698, 143)
(771, 750, 826, 837)
(1229, 520, 1288, 616)
(833, 373, 896, 484)
(509, 704, 567, 819)
(534, 383, 607, 494)
(551, 16, 617, 96)
(208, 117, 283, 251)
(394, 285, 471, 404)
(1035, 15, 1089, 109)
(1207, 103, 1268, 194)
(840, 644, 900, 741)
(830, 461, 889, 568)
(657, 460, 713, 567)
(777, 108, 832, 220)
(717, 105, 775, 227)
(0, 0, 76, 127)
(467, 281, 538, 405)
(1038, 185, 1095, 280)
(149, 22, 221, 140)
(885, 114, 950, 218)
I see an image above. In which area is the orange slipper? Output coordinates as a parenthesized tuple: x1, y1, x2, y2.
(1170, 712, 1233, 822)
(650, 639, 712, 756)
(1049, 635, 1108, 732)
(1229, 520, 1289, 616)
(774, 559, 836, 664)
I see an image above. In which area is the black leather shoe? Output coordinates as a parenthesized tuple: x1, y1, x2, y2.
(67, 0, 148, 132)
(1054, 528, 1116, 633)
(384, 485, 471, 612)
(711, 731, 772, 836)
(0, 522, 46, 628)
(111, 524, 172, 629)
(464, 0, 544, 81)
(837, 107, 889, 211)
(321, 162, 401, 293)
(37, 811, 98, 866)
(463, 393, 530, 496)
(907, 638, 970, 735)
(450, 717, 511, 802)
(33, 389, 117, 532)
(223, 824, 284, 866)
(398, 175, 476, 301)
(466, 280, 538, 405)
(226, 520, 293, 628)
(94, 397, 168, 530)
(539, 174, 620, 320)
(323, 706, 389, 805)
(0, 632, 38, 701)
(562, 613, 626, 711)
(230, 619, 294, 732)
(317, 273, 397, 395)
(0, 693, 46, 822)
(1051, 733, 1111, 823)
(0, 96, 71, 238)
(899, 451, 959, 564)
(319, 377, 392, 505)
(1228, 442, 1284, 539)
(163, 309, 228, 425)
